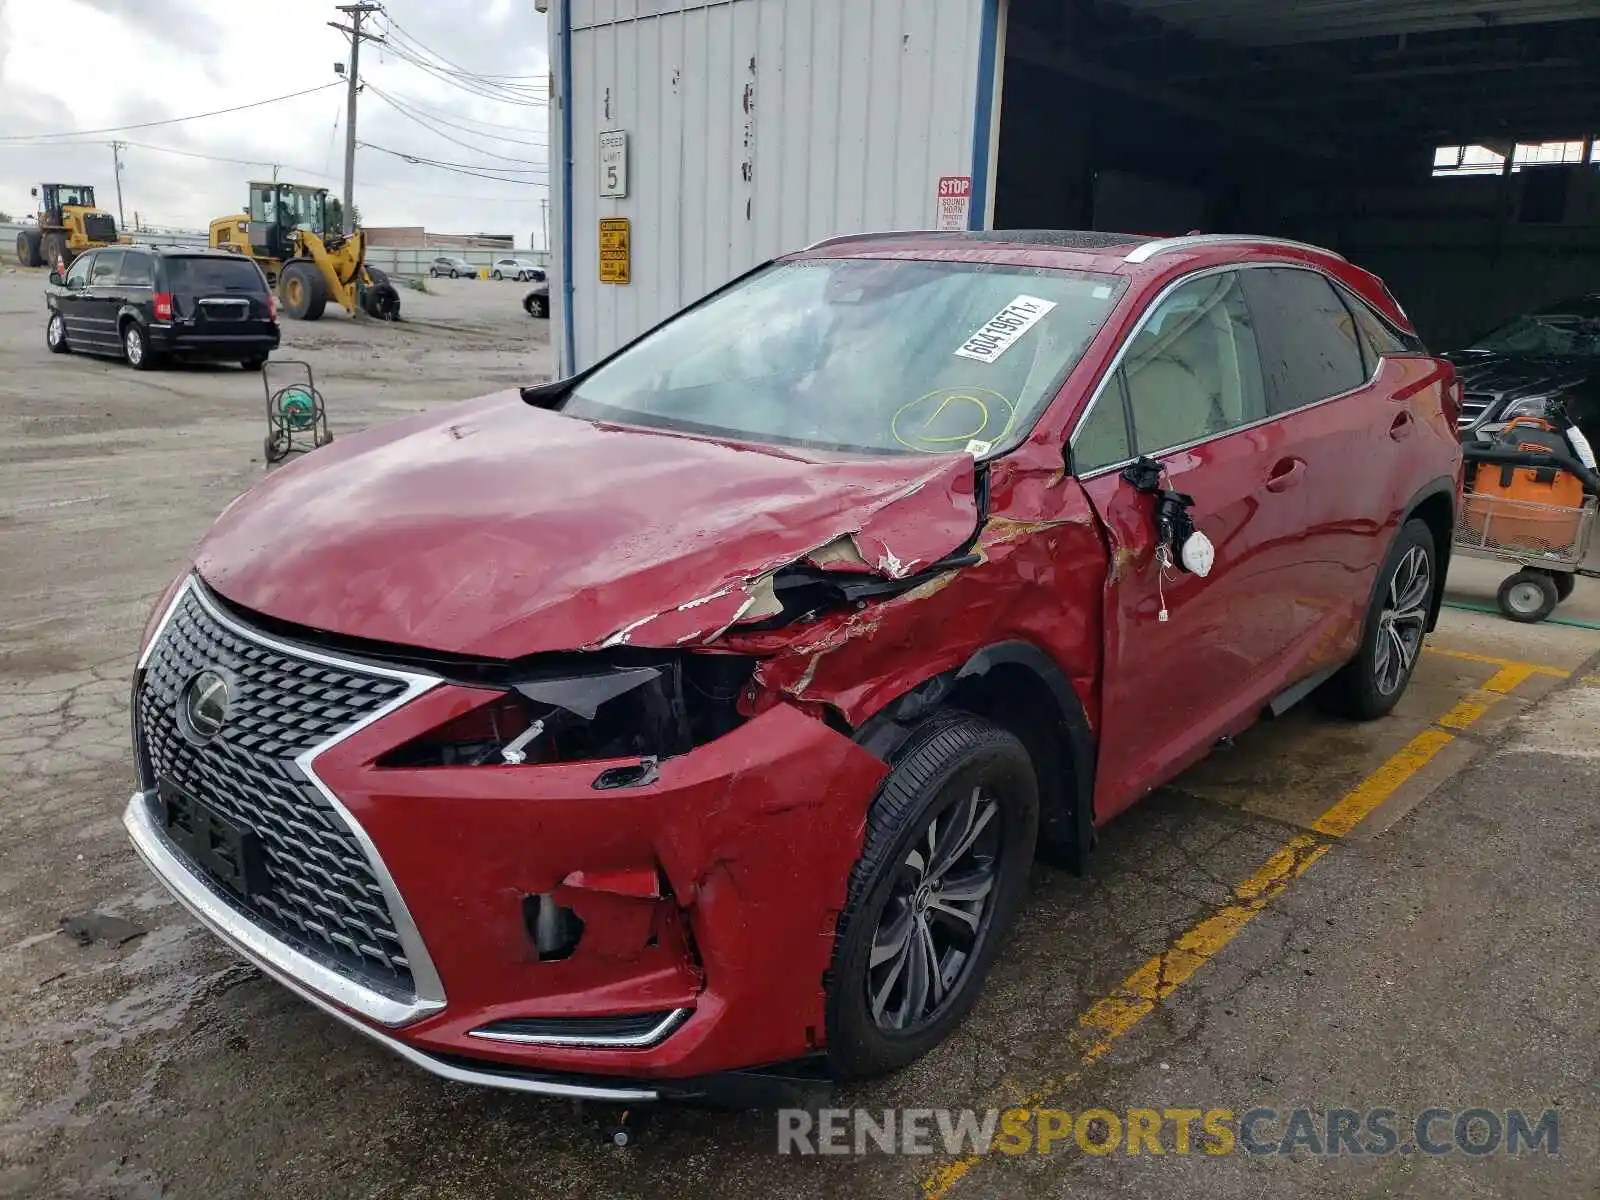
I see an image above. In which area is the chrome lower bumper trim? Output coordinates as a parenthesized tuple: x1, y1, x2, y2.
(125, 791, 438, 1026)
(468, 1007, 691, 1049)
(126, 793, 659, 1103)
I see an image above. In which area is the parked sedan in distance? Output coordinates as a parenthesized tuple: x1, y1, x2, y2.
(491, 257, 546, 282)
(1446, 294, 1600, 450)
(47, 245, 279, 371)
(427, 255, 478, 279)
(124, 231, 1461, 1106)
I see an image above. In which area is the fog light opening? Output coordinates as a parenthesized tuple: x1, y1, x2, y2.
(523, 893, 584, 961)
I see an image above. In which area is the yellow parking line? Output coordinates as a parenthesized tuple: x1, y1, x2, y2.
(921, 663, 1538, 1199)
(1423, 644, 1568, 678)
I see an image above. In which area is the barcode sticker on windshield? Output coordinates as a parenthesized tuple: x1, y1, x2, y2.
(955, 296, 1058, 363)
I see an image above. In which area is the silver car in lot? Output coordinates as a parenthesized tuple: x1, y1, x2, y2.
(491, 257, 546, 283)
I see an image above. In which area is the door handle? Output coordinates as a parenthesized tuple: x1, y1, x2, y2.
(1390, 411, 1415, 440)
(1265, 457, 1306, 493)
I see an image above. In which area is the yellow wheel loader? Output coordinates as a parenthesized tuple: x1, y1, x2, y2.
(208, 182, 399, 321)
(15, 184, 120, 269)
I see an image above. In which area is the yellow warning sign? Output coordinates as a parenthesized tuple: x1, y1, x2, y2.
(599, 217, 631, 284)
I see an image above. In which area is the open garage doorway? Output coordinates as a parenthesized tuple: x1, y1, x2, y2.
(992, 0, 1600, 350)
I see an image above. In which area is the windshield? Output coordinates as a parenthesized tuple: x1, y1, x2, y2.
(274, 187, 326, 236)
(1473, 310, 1600, 357)
(50, 185, 95, 208)
(564, 258, 1127, 455)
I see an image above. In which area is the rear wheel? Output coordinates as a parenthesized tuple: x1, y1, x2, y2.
(122, 321, 156, 371)
(46, 311, 68, 353)
(278, 262, 327, 321)
(1497, 570, 1559, 623)
(1319, 519, 1435, 720)
(17, 229, 42, 268)
(491, 269, 503, 281)
(825, 711, 1038, 1079)
(241, 357, 267, 371)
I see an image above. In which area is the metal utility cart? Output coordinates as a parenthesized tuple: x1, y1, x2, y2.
(262, 359, 332, 464)
(1453, 492, 1598, 623)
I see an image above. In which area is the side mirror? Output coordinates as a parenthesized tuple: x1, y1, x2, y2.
(48, 269, 65, 286)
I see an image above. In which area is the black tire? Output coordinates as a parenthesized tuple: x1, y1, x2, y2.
(46, 310, 69, 354)
(241, 357, 267, 371)
(450, 268, 460, 279)
(525, 292, 549, 318)
(17, 229, 42, 268)
(264, 432, 288, 464)
(491, 270, 503, 281)
(1551, 571, 1576, 603)
(40, 232, 68, 273)
(361, 268, 401, 321)
(121, 320, 156, 371)
(278, 262, 327, 321)
(1497, 570, 1559, 624)
(824, 711, 1038, 1080)
(1319, 519, 1436, 720)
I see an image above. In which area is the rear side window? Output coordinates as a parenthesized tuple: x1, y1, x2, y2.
(164, 256, 268, 293)
(1337, 284, 1412, 364)
(117, 252, 155, 287)
(1243, 268, 1368, 413)
(89, 250, 123, 285)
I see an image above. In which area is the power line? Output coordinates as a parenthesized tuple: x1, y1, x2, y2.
(359, 141, 548, 184)
(365, 87, 546, 165)
(364, 82, 547, 146)
(375, 16, 548, 106)
(378, 13, 548, 88)
(357, 141, 546, 174)
(0, 82, 342, 142)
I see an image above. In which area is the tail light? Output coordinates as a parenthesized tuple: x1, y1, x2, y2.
(153, 292, 173, 321)
(1442, 369, 1463, 427)
(268, 292, 279, 323)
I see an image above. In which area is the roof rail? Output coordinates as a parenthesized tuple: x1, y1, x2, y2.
(1124, 234, 1345, 265)
(801, 229, 943, 252)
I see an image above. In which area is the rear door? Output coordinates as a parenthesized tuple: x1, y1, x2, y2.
(166, 256, 270, 338)
(1073, 268, 1306, 821)
(1239, 267, 1400, 669)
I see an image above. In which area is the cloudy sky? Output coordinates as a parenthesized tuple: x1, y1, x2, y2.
(0, 0, 550, 247)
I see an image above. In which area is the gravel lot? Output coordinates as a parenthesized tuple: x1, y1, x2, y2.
(1, 260, 1597, 1200)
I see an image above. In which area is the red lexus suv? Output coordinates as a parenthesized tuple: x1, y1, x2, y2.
(127, 231, 1462, 1104)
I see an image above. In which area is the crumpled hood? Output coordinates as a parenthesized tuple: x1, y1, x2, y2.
(195, 391, 978, 659)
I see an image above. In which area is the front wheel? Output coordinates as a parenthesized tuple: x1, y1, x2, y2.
(46, 311, 69, 354)
(1319, 519, 1435, 720)
(449, 268, 459, 279)
(825, 712, 1038, 1080)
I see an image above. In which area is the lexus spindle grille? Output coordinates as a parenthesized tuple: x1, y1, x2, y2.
(135, 586, 416, 996)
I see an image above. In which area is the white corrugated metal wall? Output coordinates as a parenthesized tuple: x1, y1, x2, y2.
(553, 0, 1001, 373)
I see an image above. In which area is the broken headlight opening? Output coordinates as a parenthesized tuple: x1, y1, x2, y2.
(378, 653, 757, 769)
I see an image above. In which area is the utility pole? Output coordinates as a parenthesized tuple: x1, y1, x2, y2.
(110, 141, 126, 228)
(540, 197, 549, 254)
(329, 3, 382, 235)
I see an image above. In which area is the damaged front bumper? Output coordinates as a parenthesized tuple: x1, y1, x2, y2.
(127, 649, 888, 1094)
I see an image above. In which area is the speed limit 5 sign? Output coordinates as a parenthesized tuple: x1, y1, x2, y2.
(600, 130, 629, 198)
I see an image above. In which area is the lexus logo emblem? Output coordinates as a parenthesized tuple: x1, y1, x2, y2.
(180, 670, 231, 744)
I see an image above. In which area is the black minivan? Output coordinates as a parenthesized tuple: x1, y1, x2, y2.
(46, 246, 279, 370)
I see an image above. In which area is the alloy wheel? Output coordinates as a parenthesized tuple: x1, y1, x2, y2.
(1373, 544, 1430, 696)
(124, 327, 144, 366)
(47, 313, 63, 347)
(867, 786, 1003, 1033)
